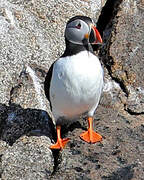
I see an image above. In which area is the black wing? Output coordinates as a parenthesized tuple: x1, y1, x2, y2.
(44, 62, 55, 109)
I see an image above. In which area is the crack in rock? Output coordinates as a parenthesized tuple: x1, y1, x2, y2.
(97, 0, 128, 95)
(97, 0, 144, 115)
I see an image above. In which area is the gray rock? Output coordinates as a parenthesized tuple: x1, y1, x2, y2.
(0, 140, 10, 177)
(0, 0, 106, 106)
(1, 135, 54, 179)
(9, 64, 51, 114)
(1, 103, 54, 145)
(100, 0, 144, 114)
(51, 105, 144, 179)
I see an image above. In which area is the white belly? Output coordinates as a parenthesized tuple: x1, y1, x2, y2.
(50, 51, 103, 121)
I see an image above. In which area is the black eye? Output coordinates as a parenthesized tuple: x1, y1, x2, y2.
(76, 23, 81, 29)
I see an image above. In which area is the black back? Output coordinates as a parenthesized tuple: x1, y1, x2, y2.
(61, 39, 94, 57)
(44, 62, 54, 109)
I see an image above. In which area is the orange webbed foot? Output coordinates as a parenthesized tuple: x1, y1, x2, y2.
(50, 125, 69, 150)
(50, 138, 70, 150)
(80, 116, 102, 143)
(80, 129, 102, 143)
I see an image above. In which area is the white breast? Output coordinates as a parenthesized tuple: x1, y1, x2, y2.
(50, 51, 103, 121)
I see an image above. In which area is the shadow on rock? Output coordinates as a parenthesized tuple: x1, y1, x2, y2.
(102, 164, 135, 180)
(61, 120, 87, 136)
(0, 103, 55, 146)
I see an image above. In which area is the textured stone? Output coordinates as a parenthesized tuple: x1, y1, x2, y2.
(101, 0, 144, 114)
(9, 64, 50, 113)
(0, 140, 10, 178)
(1, 136, 54, 179)
(1, 103, 54, 145)
(0, 0, 106, 105)
(51, 104, 144, 180)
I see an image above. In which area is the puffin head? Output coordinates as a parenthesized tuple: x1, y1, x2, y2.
(65, 16, 102, 45)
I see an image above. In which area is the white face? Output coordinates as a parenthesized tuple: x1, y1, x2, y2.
(65, 19, 91, 45)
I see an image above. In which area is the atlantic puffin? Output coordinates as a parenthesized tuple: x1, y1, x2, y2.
(44, 16, 103, 149)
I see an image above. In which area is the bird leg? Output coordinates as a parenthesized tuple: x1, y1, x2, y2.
(80, 117, 102, 143)
(50, 125, 70, 150)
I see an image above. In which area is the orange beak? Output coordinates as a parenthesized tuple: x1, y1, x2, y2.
(92, 25, 103, 44)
